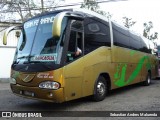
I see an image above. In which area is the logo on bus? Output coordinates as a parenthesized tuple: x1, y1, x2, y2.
(21, 74, 35, 83)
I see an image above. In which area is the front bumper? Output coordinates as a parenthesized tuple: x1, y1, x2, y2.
(10, 84, 65, 103)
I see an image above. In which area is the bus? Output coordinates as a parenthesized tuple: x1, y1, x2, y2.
(3, 9, 158, 102)
(157, 45, 160, 77)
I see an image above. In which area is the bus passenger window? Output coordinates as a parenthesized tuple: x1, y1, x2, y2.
(112, 23, 130, 49)
(140, 38, 150, 53)
(129, 33, 141, 51)
(84, 18, 110, 54)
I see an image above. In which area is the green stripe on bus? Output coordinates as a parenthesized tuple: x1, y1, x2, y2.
(114, 56, 150, 87)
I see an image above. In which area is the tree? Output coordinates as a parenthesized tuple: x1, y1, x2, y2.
(81, 0, 99, 12)
(150, 32, 158, 40)
(122, 17, 136, 28)
(81, 0, 112, 18)
(0, 0, 36, 22)
(143, 21, 153, 39)
(40, 0, 59, 13)
(0, 0, 59, 22)
(143, 21, 158, 40)
(143, 21, 158, 48)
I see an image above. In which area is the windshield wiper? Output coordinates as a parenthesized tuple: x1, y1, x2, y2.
(25, 61, 42, 64)
(19, 55, 42, 64)
(17, 55, 31, 59)
(14, 55, 33, 64)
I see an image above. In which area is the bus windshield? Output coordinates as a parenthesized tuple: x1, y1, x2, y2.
(14, 14, 67, 65)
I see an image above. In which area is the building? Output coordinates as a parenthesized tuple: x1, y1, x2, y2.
(0, 22, 21, 80)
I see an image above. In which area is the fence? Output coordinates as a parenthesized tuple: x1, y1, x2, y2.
(0, 22, 21, 80)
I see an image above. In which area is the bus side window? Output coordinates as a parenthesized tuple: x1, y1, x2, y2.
(140, 38, 150, 53)
(84, 18, 110, 55)
(129, 33, 141, 51)
(112, 23, 130, 49)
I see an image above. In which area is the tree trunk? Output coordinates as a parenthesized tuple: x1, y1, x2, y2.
(27, 0, 32, 17)
(41, 0, 44, 13)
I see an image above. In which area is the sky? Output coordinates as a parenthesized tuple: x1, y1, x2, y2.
(64, 0, 160, 43)
(99, 0, 160, 33)
(3, 0, 159, 42)
(7, 0, 160, 35)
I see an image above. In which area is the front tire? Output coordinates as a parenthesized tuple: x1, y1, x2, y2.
(142, 72, 151, 86)
(93, 76, 107, 101)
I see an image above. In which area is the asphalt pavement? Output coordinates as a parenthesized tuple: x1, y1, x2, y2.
(0, 79, 160, 120)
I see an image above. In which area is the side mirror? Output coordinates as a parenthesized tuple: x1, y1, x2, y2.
(15, 31, 21, 38)
(52, 12, 67, 38)
(52, 12, 84, 38)
(3, 26, 21, 45)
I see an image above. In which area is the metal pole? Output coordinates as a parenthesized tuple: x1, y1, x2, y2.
(41, 0, 44, 13)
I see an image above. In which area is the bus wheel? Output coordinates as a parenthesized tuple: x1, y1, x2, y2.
(93, 76, 107, 101)
(143, 72, 151, 86)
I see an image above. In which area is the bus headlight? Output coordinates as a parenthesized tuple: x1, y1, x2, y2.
(10, 78, 16, 84)
(39, 81, 60, 90)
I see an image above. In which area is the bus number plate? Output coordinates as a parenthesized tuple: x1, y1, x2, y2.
(24, 91, 34, 97)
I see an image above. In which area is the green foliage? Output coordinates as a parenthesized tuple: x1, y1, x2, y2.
(143, 21, 158, 41)
(0, 0, 37, 22)
(81, 0, 112, 18)
(81, 0, 99, 12)
(0, 0, 57, 22)
(122, 17, 136, 28)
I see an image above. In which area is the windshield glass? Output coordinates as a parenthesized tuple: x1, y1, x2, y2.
(14, 13, 67, 65)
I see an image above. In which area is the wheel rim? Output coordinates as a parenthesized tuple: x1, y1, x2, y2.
(97, 81, 106, 97)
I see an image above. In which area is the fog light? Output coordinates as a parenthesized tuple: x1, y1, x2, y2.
(39, 81, 60, 90)
(10, 78, 16, 84)
(49, 93, 53, 97)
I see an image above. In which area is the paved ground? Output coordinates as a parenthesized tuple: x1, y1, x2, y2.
(0, 79, 160, 120)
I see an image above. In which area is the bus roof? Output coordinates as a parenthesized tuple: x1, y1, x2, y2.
(24, 8, 154, 50)
(24, 8, 110, 23)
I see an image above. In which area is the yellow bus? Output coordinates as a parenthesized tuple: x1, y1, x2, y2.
(3, 9, 158, 102)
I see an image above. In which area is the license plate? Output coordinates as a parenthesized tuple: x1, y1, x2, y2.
(23, 91, 34, 97)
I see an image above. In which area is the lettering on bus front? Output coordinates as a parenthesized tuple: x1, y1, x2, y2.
(24, 16, 55, 29)
(37, 73, 53, 79)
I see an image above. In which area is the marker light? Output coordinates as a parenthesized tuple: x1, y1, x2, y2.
(39, 81, 60, 90)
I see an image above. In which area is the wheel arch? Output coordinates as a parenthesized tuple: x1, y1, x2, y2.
(148, 69, 152, 78)
(94, 72, 111, 92)
(100, 73, 111, 90)
(92, 72, 111, 101)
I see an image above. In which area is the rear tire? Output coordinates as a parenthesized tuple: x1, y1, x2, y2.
(142, 72, 151, 86)
(93, 76, 107, 101)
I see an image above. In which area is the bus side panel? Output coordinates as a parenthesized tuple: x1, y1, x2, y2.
(140, 54, 158, 82)
(111, 46, 137, 88)
(63, 57, 84, 101)
(141, 57, 149, 82)
(82, 47, 112, 97)
(82, 66, 94, 97)
(128, 51, 145, 85)
(150, 55, 158, 79)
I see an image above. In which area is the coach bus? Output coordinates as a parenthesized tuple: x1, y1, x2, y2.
(157, 45, 160, 77)
(3, 9, 158, 102)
